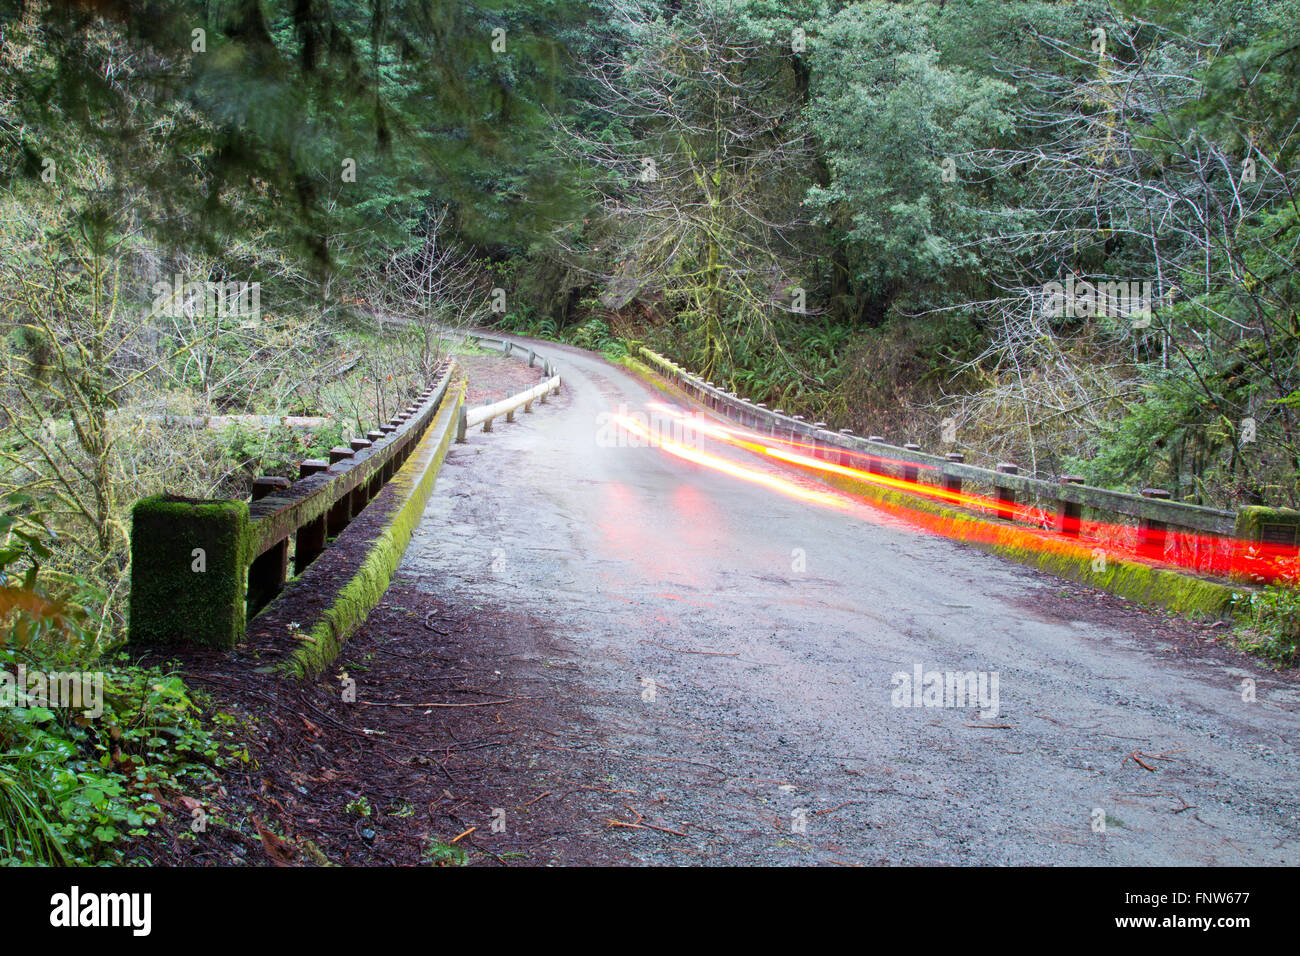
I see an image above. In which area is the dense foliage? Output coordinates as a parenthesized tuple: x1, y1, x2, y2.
(3, 0, 1300, 861)
(526, 0, 1300, 509)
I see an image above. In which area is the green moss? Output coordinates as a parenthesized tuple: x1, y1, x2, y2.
(128, 495, 251, 647)
(621, 355, 683, 398)
(817, 470, 1236, 619)
(280, 382, 465, 677)
(1234, 506, 1300, 541)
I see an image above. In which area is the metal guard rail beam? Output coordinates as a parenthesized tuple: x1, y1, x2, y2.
(460, 375, 562, 439)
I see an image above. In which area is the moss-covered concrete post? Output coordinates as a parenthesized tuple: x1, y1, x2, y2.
(129, 495, 250, 647)
(1055, 475, 1085, 536)
(944, 453, 964, 497)
(995, 463, 1018, 521)
(1138, 488, 1171, 560)
(1233, 506, 1300, 582)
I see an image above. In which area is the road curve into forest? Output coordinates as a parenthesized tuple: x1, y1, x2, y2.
(400, 339, 1300, 865)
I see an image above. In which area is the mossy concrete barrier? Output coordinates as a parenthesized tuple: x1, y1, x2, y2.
(244, 377, 467, 676)
(1233, 506, 1300, 584)
(129, 498, 252, 647)
(129, 363, 453, 648)
(621, 354, 682, 399)
(818, 469, 1237, 619)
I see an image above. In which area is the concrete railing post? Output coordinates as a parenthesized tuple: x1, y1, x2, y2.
(944, 453, 964, 498)
(902, 444, 922, 484)
(247, 476, 291, 616)
(349, 439, 373, 513)
(251, 476, 290, 501)
(378, 426, 398, 481)
(867, 437, 885, 475)
(1138, 488, 1172, 559)
(327, 446, 354, 536)
(1055, 476, 1085, 537)
(364, 431, 386, 496)
(995, 463, 1019, 521)
(813, 422, 828, 460)
(838, 430, 854, 468)
(295, 460, 330, 573)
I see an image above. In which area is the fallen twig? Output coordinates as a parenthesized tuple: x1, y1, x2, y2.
(640, 639, 739, 657)
(605, 805, 688, 838)
(358, 699, 521, 708)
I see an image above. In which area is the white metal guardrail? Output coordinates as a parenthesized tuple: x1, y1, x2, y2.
(457, 374, 562, 440)
(454, 332, 563, 442)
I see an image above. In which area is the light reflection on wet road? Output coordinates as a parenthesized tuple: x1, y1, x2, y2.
(400, 340, 1300, 865)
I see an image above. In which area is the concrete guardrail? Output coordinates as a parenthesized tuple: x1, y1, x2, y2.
(635, 346, 1300, 584)
(128, 360, 460, 650)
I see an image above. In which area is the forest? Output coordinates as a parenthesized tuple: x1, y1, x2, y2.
(1, 0, 1299, 865)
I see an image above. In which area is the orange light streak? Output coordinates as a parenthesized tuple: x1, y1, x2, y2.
(613, 414, 847, 509)
(616, 404, 1300, 584)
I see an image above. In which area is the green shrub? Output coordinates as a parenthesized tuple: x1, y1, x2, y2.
(0, 653, 219, 865)
(219, 421, 348, 483)
(2, 494, 218, 865)
(1235, 584, 1300, 667)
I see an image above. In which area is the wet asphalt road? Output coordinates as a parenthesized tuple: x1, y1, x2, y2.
(400, 340, 1300, 865)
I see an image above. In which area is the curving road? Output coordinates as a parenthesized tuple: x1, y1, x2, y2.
(399, 339, 1300, 865)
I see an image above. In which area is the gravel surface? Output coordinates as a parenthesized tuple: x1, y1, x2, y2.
(138, 344, 1300, 866)
(392, 338, 1300, 866)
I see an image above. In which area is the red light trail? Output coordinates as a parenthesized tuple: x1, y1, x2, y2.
(621, 402, 1300, 585)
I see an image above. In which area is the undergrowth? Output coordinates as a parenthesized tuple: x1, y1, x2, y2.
(1, 492, 219, 865)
